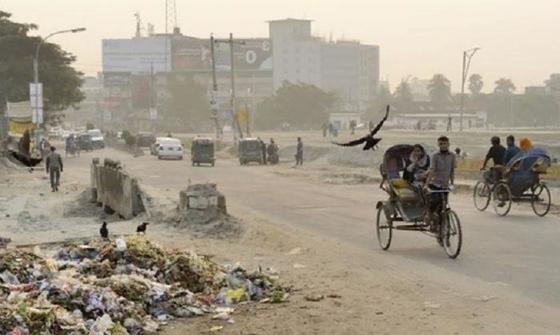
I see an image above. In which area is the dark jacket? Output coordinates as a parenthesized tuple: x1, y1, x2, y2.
(504, 145, 521, 165)
(483, 145, 506, 167)
(46, 152, 63, 172)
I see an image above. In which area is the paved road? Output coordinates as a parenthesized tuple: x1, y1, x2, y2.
(67, 149, 560, 307)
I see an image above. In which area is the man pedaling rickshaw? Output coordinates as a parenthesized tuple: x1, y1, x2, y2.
(424, 136, 456, 231)
(481, 136, 506, 184)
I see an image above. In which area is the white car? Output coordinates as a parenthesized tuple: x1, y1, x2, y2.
(151, 137, 173, 155)
(156, 138, 183, 160)
(87, 129, 105, 149)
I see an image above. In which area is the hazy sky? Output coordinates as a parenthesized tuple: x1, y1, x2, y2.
(2, 0, 559, 93)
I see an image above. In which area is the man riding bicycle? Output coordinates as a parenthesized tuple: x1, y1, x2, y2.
(425, 136, 456, 232)
(481, 136, 506, 183)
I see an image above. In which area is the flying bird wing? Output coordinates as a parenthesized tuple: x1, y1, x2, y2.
(331, 105, 390, 151)
(370, 105, 390, 137)
(332, 137, 368, 147)
(10, 151, 43, 167)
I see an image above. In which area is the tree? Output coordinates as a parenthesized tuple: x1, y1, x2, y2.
(428, 74, 452, 108)
(393, 80, 413, 109)
(161, 73, 211, 132)
(545, 74, 560, 95)
(494, 78, 516, 94)
(468, 74, 484, 95)
(0, 11, 84, 125)
(367, 84, 392, 120)
(256, 81, 337, 129)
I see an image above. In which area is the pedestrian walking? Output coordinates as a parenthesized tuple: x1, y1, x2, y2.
(295, 137, 303, 166)
(46, 146, 63, 192)
(258, 137, 267, 165)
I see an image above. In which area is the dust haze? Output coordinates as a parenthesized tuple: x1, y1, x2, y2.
(1, 1, 560, 334)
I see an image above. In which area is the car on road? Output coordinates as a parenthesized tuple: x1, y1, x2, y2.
(156, 138, 183, 160)
(191, 137, 215, 166)
(151, 137, 173, 156)
(87, 129, 105, 149)
(239, 138, 263, 165)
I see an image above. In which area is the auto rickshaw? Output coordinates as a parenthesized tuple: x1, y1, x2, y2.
(78, 134, 93, 152)
(239, 138, 263, 165)
(191, 137, 215, 167)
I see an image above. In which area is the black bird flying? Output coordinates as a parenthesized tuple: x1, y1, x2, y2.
(137, 222, 149, 234)
(333, 105, 390, 151)
(100, 221, 109, 239)
(10, 150, 43, 168)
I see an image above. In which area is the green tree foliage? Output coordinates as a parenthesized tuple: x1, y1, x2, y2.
(545, 74, 560, 95)
(468, 74, 484, 95)
(161, 73, 212, 132)
(485, 93, 558, 127)
(367, 85, 392, 120)
(393, 80, 413, 110)
(428, 74, 452, 109)
(256, 81, 337, 129)
(494, 78, 516, 94)
(0, 11, 84, 124)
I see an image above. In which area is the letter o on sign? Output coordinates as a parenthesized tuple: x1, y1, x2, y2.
(245, 50, 257, 64)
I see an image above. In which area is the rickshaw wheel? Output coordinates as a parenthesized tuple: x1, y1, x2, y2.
(376, 206, 393, 251)
(441, 210, 462, 259)
(473, 181, 491, 211)
(531, 183, 551, 217)
(492, 183, 512, 217)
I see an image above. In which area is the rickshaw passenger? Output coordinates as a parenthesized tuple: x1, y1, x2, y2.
(403, 144, 430, 203)
(404, 144, 430, 187)
(504, 135, 520, 165)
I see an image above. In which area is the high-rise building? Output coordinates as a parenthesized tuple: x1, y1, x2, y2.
(269, 19, 380, 109)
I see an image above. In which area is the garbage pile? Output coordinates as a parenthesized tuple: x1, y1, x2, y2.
(0, 236, 287, 334)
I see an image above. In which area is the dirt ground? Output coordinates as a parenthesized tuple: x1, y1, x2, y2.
(2, 130, 560, 334)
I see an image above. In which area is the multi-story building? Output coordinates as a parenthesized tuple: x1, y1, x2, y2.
(269, 19, 380, 110)
(99, 19, 380, 129)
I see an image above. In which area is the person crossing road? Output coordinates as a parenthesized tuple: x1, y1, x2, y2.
(46, 146, 63, 192)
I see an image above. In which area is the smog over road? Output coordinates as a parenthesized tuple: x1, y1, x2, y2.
(1, 1, 560, 334)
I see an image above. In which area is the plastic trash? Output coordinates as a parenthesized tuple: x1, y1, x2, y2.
(116, 238, 127, 252)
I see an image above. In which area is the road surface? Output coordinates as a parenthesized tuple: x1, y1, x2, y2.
(66, 148, 560, 308)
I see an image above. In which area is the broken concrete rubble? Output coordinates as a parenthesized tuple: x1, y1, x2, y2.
(173, 184, 241, 238)
(0, 236, 287, 334)
(179, 183, 227, 214)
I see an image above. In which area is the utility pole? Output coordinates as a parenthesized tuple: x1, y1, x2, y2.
(32, 28, 86, 128)
(0, 84, 6, 141)
(229, 33, 243, 139)
(459, 47, 480, 132)
(148, 62, 157, 131)
(209, 34, 221, 140)
(213, 33, 246, 141)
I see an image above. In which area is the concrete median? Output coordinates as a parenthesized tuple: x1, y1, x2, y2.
(90, 158, 144, 219)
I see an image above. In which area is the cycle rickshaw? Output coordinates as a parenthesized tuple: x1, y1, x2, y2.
(376, 145, 463, 259)
(473, 148, 552, 217)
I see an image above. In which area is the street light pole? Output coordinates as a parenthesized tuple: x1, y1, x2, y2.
(33, 27, 86, 127)
(459, 47, 479, 132)
(213, 34, 245, 141)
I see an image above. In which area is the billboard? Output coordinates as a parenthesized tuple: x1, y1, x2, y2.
(103, 72, 131, 87)
(102, 37, 171, 74)
(171, 37, 272, 72)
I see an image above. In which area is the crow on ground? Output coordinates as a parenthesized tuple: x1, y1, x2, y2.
(100, 221, 109, 239)
(332, 105, 390, 151)
(136, 222, 149, 234)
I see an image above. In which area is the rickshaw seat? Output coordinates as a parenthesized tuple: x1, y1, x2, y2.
(390, 179, 418, 201)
